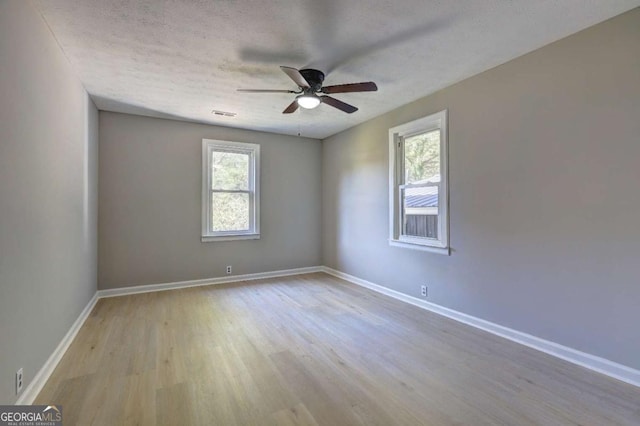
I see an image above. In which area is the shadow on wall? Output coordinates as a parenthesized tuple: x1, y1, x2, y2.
(330, 123, 389, 271)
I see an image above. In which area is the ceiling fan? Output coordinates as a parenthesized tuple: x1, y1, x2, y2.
(238, 66, 378, 114)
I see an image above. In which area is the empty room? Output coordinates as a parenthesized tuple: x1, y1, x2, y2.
(1, 0, 639, 424)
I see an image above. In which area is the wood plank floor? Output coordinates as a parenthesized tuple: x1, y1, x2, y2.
(36, 273, 639, 425)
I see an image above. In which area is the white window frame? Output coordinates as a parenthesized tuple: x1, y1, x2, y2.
(202, 139, 260, 242)
(389, 110, 449, 255)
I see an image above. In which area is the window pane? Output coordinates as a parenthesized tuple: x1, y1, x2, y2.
(211, 192, 249, 232)
(212, 151, 249, 190)
(402, 185, 438, 239)
(404, 130, 440, 184)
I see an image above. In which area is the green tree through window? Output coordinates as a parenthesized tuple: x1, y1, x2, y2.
(404, 130, 440, 183)
(211, 151, 250, 232)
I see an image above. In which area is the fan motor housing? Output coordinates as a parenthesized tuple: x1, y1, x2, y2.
(299, 69, 325, 92)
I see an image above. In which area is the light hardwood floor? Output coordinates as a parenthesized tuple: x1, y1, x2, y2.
(36, 273, 639, 425)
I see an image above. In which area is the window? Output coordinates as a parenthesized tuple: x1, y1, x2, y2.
(389, 110, 449, 254)
(202, 139, 260, 241)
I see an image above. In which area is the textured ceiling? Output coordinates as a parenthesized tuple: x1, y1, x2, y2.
(34, 0, 639, 139)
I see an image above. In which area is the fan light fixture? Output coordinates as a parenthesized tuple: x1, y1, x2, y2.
(296, 94, 321, 109)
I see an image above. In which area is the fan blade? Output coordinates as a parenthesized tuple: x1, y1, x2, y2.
(282, 100, 299, 114)
(280, 66, 310, 88)
(237, 89, 297, 93)
(321, 82, 378, 94)
(320, 96, 358, 114)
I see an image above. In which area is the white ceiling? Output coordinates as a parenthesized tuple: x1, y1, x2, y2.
(34, 0, 639, 139)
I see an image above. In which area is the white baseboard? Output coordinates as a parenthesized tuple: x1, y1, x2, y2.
(321, 266, 640, 388)
(97, 266, 323, 298)
(17, 266, 323, 405)
(16, 292, 99, 405)
(20, 264, 637, 405)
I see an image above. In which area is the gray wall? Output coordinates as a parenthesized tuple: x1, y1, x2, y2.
(98, 112, 322, 289)
(322, 9, 640, 369)
(0, 1, 98, 404)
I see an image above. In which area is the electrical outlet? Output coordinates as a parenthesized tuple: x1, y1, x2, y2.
(16, 368, 23, 395)
(226, 265, 232, 275)
(421, 285, 428, 297)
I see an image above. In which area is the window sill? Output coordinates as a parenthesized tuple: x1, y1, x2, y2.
(389, 239, 450, 255)
(202, 233, 260, 242)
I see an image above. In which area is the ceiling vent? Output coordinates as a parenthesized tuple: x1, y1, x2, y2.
(211, 109, 236, 117)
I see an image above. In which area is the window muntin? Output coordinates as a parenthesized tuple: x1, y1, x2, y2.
(202, 140, 260, 241)
(389, 110, 449, 253)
